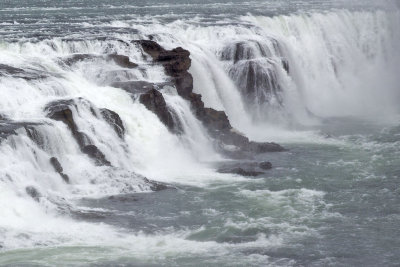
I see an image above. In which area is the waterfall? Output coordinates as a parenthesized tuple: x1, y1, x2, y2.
(0, 7, 399, 250)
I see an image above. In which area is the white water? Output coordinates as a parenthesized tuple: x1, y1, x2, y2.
(0, 8, 399, 260)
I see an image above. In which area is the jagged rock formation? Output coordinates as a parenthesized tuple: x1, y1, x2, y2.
(136, 40, 285, 156)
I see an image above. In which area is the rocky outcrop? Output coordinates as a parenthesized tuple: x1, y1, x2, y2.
(136, 40, 285, 156)
(50, 157, 70, 183)
(139, 89, 181, 133)
(45, 99, 111, 166)
(136, 40, 193, 99)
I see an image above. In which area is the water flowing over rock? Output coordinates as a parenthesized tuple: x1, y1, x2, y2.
(139, 88, 180, 133)
(45, 99, 112, 166)
(137, 40, 285, 156)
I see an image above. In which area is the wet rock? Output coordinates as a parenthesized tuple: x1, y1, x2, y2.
(45, 99, 77, 133)
(218, 167, 263, 177)
(63, 54, 137, 68)
(50, 157, 70, 183)
(248, 142, 285, 153)
(136, 40, 192, 99)
(136, 40, 286, 156)
(82, 145, 111, 166)
(0, 64, 47, 80)
(45, 99, 112, 166)
(107, 54, 138, 68)
(100, 109, 125, 138)
(111, 80, 157, 95)
(25, 186, 41, 201)
(139, 89, 177, 132)
(259, 161, 272, 170)
(143, 178, 170, 191)
(50, 157, 63, 173)
(0, 121, 41, 140)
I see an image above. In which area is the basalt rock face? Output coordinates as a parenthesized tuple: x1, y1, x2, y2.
(136, 40, 193, 99)
(137, 40, 285, 156)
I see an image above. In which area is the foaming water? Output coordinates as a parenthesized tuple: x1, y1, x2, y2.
(0, 1, 400, 266)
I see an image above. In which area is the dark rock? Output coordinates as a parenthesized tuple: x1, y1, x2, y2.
(0, 64, 47, 80)
(282, 59, 289, 73)
(82, 145, 111, 166)
(139, 89, 177, 132)
(63, 54, 99, 66)
(50, 157, 70, 183)
(60, 173, 70, 183)
(111, 80, 157, 95)
(0, 121, 41, 140)
(136, 40, 286, 157)
(63, 54, 137, 68)
(144, 178, 170, 191)
(45, 99, 111, 166)
(248, 141, 285, 153)
(259, 161, 272, 170)
(218, 167, 263, 177)
(25, 186, 41, 201)
(45, 99, 77, 133)
(50, 157, 63, 173)
(100, 109, 125, 138)
(107, 54, 138, 68)
(136, 40, 192, 99)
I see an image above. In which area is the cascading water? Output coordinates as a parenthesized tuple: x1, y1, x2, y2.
(1, 1, 400, 265)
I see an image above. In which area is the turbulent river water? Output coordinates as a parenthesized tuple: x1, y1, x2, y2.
(1, 0, 400, 266)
